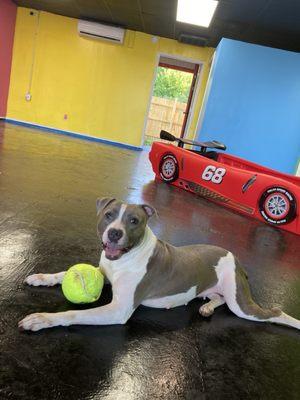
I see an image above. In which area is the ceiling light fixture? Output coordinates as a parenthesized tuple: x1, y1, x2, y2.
(176, 0, 219, 28)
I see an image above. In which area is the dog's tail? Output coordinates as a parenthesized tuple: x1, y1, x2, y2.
(222, 256, 300, 330)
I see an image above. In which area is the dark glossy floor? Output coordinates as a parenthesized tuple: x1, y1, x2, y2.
(1, 121, 300, 400)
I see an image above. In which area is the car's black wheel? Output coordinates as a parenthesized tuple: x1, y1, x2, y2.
(159, 153, 179, 183)
(259, 187, 297, 225)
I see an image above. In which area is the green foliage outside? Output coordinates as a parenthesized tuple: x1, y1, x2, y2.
(153, 67, 193, 103)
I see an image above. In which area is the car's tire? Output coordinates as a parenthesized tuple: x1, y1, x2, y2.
(159, 153, 179, 183)
(259, 187, 297, 225)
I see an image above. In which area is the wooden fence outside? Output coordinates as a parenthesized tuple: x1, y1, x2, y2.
(144, 96, 187, 144)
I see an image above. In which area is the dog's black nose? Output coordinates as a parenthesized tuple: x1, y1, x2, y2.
(108, 228, 123, 243)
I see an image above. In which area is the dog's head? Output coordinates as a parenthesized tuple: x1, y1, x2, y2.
(96, 198, 156, 261)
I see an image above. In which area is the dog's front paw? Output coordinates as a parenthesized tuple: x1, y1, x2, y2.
(199, 303, 215, 317)
(24, 274, 54, 287)
(18, 313, 54, 331)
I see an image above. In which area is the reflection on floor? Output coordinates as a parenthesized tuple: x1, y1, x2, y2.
(1, 121, 300, 400)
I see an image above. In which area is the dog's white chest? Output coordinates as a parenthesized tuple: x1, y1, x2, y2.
(100, 252, 148, 287)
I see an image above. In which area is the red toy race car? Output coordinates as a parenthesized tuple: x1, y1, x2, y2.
(149, 131, 300, 235)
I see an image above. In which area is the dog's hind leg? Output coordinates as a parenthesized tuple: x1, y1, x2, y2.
(199, 294, 225, 317)
(24, 272, 66, 287)
(220, 254, 300, 330)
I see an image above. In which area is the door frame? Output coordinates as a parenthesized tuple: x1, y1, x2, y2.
(194, 51, 216, 139)
(141, 52, 205, 146)
(180, 63, 199, 138)
(296, 158, 300, 176)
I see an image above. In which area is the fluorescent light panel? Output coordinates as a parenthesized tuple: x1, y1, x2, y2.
(176, 0, 219, 28)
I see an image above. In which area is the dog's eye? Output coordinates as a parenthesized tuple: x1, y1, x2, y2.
(130, 217, 139, 225)
(105, 211, 113, 220)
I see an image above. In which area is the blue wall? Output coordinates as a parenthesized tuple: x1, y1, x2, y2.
(197, 39, 300, 174)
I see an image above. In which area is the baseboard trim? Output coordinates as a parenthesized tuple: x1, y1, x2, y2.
(1, 118, 143, 151)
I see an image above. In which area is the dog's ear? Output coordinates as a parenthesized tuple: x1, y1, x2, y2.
(141, 204, 157, 219)
(96, 197, 116, 215)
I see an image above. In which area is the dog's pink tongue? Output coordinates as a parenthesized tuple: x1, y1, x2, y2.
(105, 244, 122, 260)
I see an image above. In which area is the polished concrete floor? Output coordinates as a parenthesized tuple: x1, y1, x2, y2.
(1, 121, 300, 400)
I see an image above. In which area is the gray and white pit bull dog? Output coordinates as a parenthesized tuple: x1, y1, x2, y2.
(19, 198, 300, 331)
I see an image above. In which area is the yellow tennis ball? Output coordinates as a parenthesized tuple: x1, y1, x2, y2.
(62, 264, 104, 304)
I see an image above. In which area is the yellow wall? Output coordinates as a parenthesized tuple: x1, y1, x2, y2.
(7, 8, 214, 147)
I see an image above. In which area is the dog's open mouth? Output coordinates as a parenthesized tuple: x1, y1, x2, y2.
(103, 242, 133, 260)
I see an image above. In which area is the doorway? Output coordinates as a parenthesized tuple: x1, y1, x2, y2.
(143, 55, 201, 146)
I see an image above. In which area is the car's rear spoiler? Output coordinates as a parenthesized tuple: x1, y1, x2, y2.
(160, 130, 226, 152)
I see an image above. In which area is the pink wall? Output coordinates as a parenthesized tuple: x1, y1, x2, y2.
(0, 0, 17, 117)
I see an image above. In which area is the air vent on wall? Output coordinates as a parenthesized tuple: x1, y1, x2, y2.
(78, 20, 125, 44)
(178, 33, 208, 47)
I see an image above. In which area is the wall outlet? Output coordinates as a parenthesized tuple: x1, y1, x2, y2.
(64, 114, 68, 120)
(25, 93, 31, 101)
